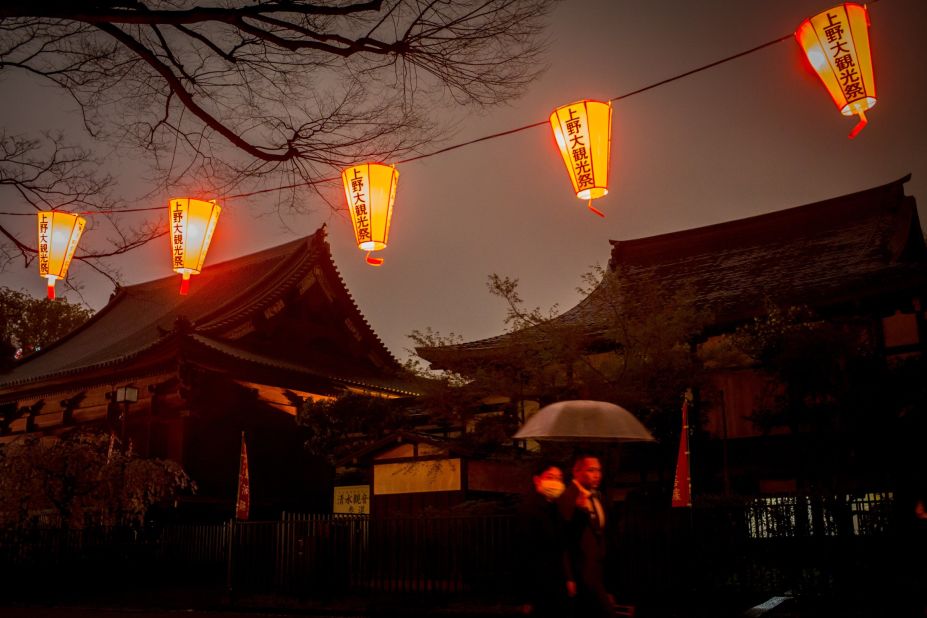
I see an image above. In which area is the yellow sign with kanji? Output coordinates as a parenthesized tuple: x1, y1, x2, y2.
(333, 485, 370, 514)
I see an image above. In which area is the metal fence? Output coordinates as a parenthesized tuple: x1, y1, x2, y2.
(613, 491, 900, 605)
(240, 512, 519, 596)
(0, 492, 903, 605)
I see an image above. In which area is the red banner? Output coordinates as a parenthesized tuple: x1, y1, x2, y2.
(236, 432, 250, 520)
(672, 397, 692, 508)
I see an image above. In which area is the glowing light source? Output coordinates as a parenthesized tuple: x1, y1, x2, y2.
(168, 198, 221, 295)
(37, 211, 85, 300)
(550, 100, 612, 217)
(796, 3, 876, 138)
(342, 163, 398, 266)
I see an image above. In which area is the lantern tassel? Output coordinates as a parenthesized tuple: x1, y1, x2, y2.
(365, 252, 384, 267)
(47, 282, 55, 300)
(179, 273, 191, 295)
(587, 200, 606, 218)
(848, 110, 868, 139)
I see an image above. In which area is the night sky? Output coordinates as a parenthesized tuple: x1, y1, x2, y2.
(2, 0, 926, 363)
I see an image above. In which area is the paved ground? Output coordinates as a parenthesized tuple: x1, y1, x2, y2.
(0, 608, 500, 618)
(1, 593, 910, 618)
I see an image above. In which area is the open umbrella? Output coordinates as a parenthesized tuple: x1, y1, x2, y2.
(514, 400, 655, 443)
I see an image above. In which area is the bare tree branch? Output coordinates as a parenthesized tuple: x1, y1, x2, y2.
(1, 1, 555, 182)
(0, 1, 556, 289)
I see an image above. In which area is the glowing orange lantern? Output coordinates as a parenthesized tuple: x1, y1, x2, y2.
(550, 100, 612, 217)
(37, 211, 85, 300)
(341, 163, 398, 266)
(796, 3, 876, 138)
(168, 198, 221, 295)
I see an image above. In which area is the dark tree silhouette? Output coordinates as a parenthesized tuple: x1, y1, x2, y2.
(0, 286, 93, 359)
(0, 0, 554, 180)
(0, 0, 556, 285)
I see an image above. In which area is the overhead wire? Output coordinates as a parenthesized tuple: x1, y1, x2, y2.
(0, 0, 885, 215)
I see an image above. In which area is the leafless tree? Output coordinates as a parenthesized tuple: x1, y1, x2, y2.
(0, 0, 554, 188)
(0, 131, 164, 288)
(0, 0, 555, 286)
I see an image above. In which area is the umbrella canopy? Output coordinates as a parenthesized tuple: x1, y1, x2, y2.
(514, 400, 655, 443)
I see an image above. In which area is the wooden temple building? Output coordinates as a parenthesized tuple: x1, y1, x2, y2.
(0, 227, 420, 517)
(418, 175, 927, 496)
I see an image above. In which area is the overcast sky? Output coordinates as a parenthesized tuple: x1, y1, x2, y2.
(2, 0, 926, 363)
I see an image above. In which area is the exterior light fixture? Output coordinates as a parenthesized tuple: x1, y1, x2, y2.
(342, 163, 398, 266)
(37, 211, 86, 300)
(115, 385, 139, 403)
(169, 198, 221, 294)
(114, 385, 138, 453)
(550, 100, 612, 217)
(796, 3, 876, 138)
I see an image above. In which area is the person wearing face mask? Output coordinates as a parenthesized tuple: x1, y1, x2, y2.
(516, 461, 569, 617)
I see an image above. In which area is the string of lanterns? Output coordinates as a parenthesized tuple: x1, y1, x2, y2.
(31, 3, 878, 297)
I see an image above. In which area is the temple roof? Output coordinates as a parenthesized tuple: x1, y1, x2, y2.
(419, 175, 927, 368)
(1, 227, 415, 398)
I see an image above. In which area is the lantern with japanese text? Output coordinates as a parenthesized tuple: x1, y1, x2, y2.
(36, 211, 85, 300)
(796, 3, 876, 138)
(168, 198, 221, 295)
(550, 100, 612, 217)
(341, 163, 398, 266)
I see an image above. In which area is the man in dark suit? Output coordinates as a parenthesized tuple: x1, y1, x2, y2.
(559, 453, 614, 618)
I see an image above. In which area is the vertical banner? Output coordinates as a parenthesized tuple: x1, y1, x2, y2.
(236, 431, 251, 520)
(672, 395, 692, 508)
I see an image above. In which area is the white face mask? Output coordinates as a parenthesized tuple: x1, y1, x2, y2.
(538, 479, 566, 500)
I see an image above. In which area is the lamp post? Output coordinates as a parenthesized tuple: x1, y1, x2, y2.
(115, 385, 139, 452)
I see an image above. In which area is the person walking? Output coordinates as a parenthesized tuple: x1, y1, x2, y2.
(559, 452, 615, 618)
(517, 461, 569, 617)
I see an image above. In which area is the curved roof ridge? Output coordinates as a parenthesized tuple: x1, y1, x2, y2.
(190, 334, 417, 396)
(316, 235, 403, 372)
(9, 234, 318, 371)
(194, 232, 321, 332)
(0, 332, 172, 390)
(608, 173, 912, 266)
(417, 174, 922, 366)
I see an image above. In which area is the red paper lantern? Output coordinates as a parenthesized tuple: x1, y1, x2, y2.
(168, 198, 221, 294)
(342, 163, 398, 266)
(796, 3, 876, 138)
(550, 100, 613, 216)
(37, 211, 85, 300)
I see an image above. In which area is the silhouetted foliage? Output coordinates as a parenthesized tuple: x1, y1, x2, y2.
(409, 265, 712, 452)
(0, 287, 93, 360)
(0, 429, 194, 529)
(298, 393, 413, 464)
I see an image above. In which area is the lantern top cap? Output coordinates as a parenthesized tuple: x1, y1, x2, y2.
(343, 162, 398, 171)
(554, 99, 611, 109)
(798, 2, 868, 25)
(38, 209, 83, 216)
(169, 197, 220, 203)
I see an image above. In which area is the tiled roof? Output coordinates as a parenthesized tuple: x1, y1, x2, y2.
(189, 335, 422, 397)
(419, 175, 926, 365)
(1, 227, 404, 392)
